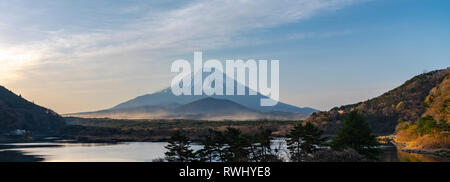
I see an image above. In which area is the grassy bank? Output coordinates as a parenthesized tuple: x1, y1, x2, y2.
(60, 117, 299, 142)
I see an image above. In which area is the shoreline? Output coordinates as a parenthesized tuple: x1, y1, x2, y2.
(390, 140, 450, 159)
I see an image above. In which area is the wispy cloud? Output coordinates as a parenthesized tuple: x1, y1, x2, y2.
(0, 0, 365, 112)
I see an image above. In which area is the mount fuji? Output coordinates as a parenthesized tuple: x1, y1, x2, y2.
(68, 71, 318, 120)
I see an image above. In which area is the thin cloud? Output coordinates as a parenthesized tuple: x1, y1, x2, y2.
(1, 0, 363, 75)
(0, 0, 366, 113)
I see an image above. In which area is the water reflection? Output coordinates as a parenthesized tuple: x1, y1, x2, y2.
(0, 151, 44, 162)
(378, 144, 449, 162)
(0, 142, 177, 162)
(0, 141, 448, 162)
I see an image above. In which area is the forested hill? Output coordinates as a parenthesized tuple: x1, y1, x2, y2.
(305, 68, 450, 134)
(0, 85, 65, 134)
(422, 73, 450, 123)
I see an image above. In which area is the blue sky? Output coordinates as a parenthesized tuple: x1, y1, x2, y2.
(0, 0, 449, 113)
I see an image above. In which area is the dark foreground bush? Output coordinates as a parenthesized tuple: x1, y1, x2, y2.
(304, 148, 370, 162)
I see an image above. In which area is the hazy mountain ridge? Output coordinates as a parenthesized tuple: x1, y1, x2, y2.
(305, 68, 450, 134)
(114, 88, 317, 114)
(0, 86, 65, 133)
(68, 97, 309, 120)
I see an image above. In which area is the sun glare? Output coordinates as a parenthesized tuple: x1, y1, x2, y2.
(0, 49, 38, 81)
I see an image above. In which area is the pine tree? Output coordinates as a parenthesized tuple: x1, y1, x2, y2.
(250, 129, 281, 162)
(164, 131, 195, 162)
(196, 129, 220, 162)
(331, 110, 380, 159)
(222, 127, 251, 162)
(287, 122, 325, 162)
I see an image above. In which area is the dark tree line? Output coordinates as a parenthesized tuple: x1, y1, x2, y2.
(165, 128, 283, 162)
(165, 110, 380, 162)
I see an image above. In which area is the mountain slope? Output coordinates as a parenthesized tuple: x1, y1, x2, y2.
(394, 74, 450, 151)
(305, 68, 450, 134)
(0, 86, 65, 133)
(170, 97, 264, 120)
(174, 97, 255, 114)
(423, 73, 450, 123)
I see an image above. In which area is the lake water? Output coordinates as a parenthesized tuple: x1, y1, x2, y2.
(0, 140, 204, 162)
(0, 139, 448, 162)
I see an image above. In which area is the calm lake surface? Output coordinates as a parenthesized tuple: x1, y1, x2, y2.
(0, 139, 448, 162)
